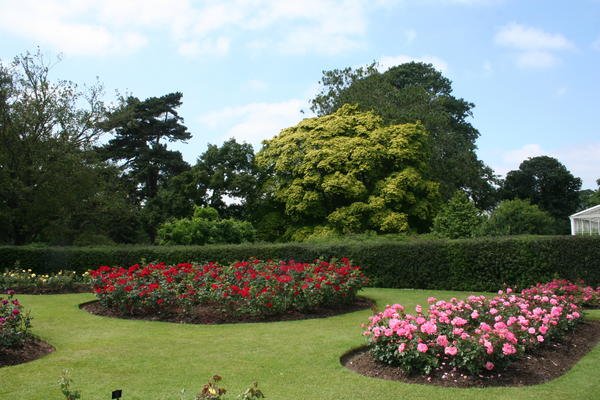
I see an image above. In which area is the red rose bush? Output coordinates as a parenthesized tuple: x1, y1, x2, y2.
(0, 290, 32, 348)
(90, 258, 367, 317)
(363, 282, 587, 376)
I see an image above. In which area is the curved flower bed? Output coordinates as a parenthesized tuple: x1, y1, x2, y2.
(363, 281, 595, 376)
(90, 258, 367, 317)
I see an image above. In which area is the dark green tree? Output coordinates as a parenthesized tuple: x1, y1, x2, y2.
(501, 156, 581, 232)
(193, 139, 259, 219)
(578, 179, 600, 210)
(0, 50, 134, 245)
(310, 61, 498, 209)
(100, 92, 192, 242)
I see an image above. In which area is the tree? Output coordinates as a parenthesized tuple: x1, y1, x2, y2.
(192, 139, 259, 219)
(432, 191, 485, 238)
(157, 206, 255, 245)
(579, 179, 600, 210)
(0, 50, 134, 245)
(482, 199, 556, 236)
(100, 92, 192, 242)
(310, 62, 498, 209)
(501, 156, 581, 231)
(256, 104, 439, 239)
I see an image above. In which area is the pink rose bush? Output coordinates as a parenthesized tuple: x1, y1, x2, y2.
(363, 282, 585, 375)
(521, 279, 600, 308)
(90, 258, 367, 317)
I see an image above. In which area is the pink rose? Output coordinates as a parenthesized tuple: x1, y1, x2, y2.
(444, 346, 458, 356)
(436, 335, 449, 347)
(485, 361, 495, 371)
(398, 343, 406, 353)
(417, 343, 428, 353)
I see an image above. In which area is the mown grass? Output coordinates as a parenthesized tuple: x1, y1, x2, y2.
(1, 289, 599, 399)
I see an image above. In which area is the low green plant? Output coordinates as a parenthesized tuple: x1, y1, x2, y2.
(58, 369, 81, 400)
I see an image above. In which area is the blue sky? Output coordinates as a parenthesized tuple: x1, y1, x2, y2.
(0, 0, 598, 188)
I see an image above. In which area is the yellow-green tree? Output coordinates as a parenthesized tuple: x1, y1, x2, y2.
(256, 105, 439, 239)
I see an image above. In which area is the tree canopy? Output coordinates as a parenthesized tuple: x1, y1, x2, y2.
(99, 92, 192, 242)
(309, 62, 497, 209)
(431, 191, 485, 239)
(256, 104, 439, 239)
(501, 156, 581, 230)
(0, 50, 136, 245)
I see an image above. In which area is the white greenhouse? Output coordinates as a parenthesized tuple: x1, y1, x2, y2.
(570, 204, 600, 235)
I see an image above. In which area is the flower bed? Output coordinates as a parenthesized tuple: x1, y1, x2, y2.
(1, 290, 31, 348)
(363, 281, 588, 376)
(89, 258, 367, 318)
(0, 269, 91, 294)
(521, 279, 600, 308)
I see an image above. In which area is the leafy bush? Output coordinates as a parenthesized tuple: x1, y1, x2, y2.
(363, 281, 584, 375)
(158, 206, 255, 245)
(0, 269, 90, 293)
(432, 191, 485, 238)
(0, 291, 32, 348)
(2, 236, 599, 291)
(89, 258, 367, 317)
(482, 199, 556, 235)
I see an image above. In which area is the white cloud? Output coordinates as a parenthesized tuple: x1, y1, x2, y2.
(495, 143, 600, 189)
(198, 99, 305, 149)
(515, 50, 559, 68)
(0, 0, 382, 57)
(244, 80, 268, 92)
(378, 55, 449, 73)
(495, 23, 575, 69)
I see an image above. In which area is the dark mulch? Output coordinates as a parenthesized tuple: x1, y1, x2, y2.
(80, 296, 375, 324)
(0, 336, 54, 368)
(341, 320, 600, 387)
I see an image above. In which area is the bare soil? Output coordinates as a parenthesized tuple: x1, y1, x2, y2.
(0, 336, 54, 368)
(80, 296, 375, 324)
(341, 320, 600, 387)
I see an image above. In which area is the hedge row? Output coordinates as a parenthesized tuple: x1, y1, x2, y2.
(1, 236, 599, 291)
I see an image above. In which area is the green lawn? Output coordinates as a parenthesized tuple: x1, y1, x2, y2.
(2, 289, 599, 400)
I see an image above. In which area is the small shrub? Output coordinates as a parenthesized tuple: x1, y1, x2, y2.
(363, 281, 584, 376)
(432, 191, 485, 239)
(158, 206, 255, 245)
(482, 199, 556, 235)
(0, 290, 32, 348)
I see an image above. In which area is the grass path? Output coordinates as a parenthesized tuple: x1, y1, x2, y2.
(1, 289, 599, 399)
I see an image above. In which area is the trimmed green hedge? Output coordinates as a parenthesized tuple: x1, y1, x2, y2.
(1, 236, 598, 291)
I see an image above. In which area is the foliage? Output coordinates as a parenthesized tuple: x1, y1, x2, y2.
(257, 104, 439, 237)
(158, 206, 256, 245)
(89, 258, 367, 317)
(482, 199, 556, 235)
(578, 179, 600, 210)
(59, 370, 81, 400)
(0, 49, 135, 245)
(309, 61, 498, 209)
(521, 279, 600, 308)
(193, 139, 260, 220)
(501, 156, 582, 231)
(1, 236, 600, 290)
(0, 268, 90, 294)
(432, 191, 485, 238)
(364, 282, 583, 376)
(0, 290, 32, 348)
(99, 92, 192, 242)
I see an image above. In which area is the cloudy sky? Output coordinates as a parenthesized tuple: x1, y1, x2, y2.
(0, 0, 598, 188)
